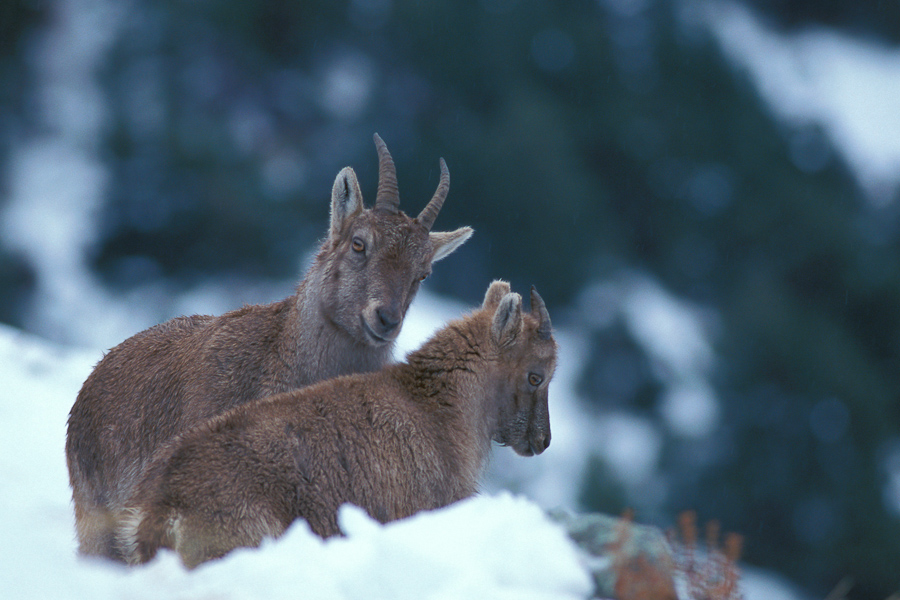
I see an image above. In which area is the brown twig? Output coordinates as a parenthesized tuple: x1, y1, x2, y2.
(669, 511, 744, 600)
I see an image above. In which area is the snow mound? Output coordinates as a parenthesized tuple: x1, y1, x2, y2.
(122, 495, 592, 600)
(58, 494, 590, 600)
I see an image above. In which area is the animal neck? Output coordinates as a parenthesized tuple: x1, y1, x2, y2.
(282, 270, 394, 388)
(401, 317, 496, 471)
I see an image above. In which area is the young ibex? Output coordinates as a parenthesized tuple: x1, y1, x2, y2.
(117, 280, 555, 568)
(66, 134, 473, 560)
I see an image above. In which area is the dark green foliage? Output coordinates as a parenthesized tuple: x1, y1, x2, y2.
(0, 0, 46, 325)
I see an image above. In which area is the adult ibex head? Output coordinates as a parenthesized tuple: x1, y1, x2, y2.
(320, 133, 472, 344)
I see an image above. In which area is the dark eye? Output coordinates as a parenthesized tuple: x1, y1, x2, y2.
(351, 237, 366, 253)
(528, 373, 543, 387)
(419, 272, 429, 282)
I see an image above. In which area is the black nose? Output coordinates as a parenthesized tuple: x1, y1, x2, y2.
(529, 430, 551, 455)
(376, 306, 401, 334)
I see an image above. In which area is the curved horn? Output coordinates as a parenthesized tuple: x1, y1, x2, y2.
(373, 133, 400, 214)
(530, 286, 552, 340)
(417, 157, 449, 231)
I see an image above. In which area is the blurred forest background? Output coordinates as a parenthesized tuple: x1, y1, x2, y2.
(1, 0, 899, 598)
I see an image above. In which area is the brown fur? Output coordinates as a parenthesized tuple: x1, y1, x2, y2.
(66, 135, 473, 560)
(116, 281, 556, 568)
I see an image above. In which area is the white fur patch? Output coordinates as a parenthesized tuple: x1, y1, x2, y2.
(116, 507, 145, 565)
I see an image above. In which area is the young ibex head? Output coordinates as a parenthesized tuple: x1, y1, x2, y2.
(320, 134, 472, 345)
(483, 280, 556, 457)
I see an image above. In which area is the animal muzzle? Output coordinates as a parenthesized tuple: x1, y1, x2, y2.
(362, 301, 404, 344)
(526, 428, 551, 456)
(509, 426, 550, 457)
(524, 397, 551, 456)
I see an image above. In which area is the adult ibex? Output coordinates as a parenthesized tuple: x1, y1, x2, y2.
(66, 134, 472, 560)
(117, 280, 555, 568)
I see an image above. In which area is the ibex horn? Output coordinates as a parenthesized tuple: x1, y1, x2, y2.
(373, 133, 400, 214)
(417, 157, 449, 231)
(531, 286, 552, 340)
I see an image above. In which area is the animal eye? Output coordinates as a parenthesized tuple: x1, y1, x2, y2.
(351, 237, 366, 253)
(419, 273, 429, 282)
(528, 373, 543, 387)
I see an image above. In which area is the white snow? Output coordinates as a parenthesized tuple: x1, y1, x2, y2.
(706, 0, 900, 206)
(566, 272, 722, 507)
(619, 276, 714, 382)
(618, 275, 720, 439)
(660, 382, 720, 440)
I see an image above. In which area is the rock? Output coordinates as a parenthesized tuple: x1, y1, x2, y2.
(549, 510, 677, 600)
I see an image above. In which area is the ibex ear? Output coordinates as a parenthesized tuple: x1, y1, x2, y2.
(483, 280, 511, 310)
(430, 226, 473, 263)
(330, 167, 364, 238)
(491, 292, 523, 348)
